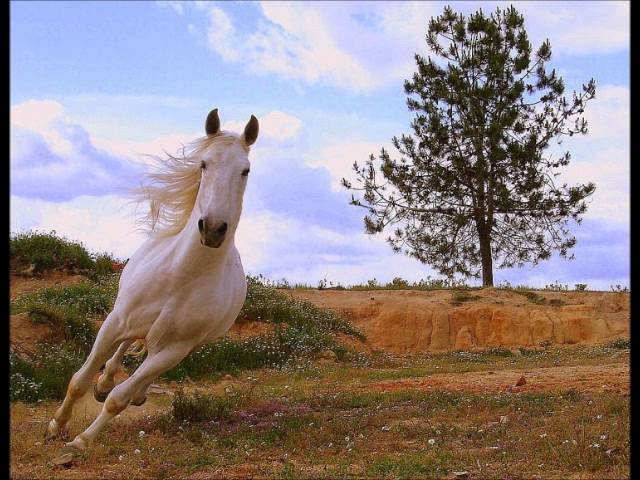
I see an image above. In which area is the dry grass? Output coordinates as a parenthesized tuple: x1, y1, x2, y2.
(10, 344, 629, 479)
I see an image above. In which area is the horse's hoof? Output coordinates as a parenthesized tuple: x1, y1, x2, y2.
(93, 383, 110, 403)
(53, 444, 84, 467)
(44, 419, 69, 443)
(131, 396, 147, 407)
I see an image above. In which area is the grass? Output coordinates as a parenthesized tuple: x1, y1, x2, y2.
(10, 230, 119, 275)
(10, 344, 85, 402)
(512, 289, 547, 305)
(10, 273, 365, 401)
(9, 339, 629, 479)
(451, 290, 482, 304)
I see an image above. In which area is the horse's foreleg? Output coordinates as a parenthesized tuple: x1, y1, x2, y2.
(63, 342, 191, 453)
(94, 340, 133, 402)
(45, 317, 123, 441)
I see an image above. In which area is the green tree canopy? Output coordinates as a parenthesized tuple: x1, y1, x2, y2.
(343, 5, 596, 286)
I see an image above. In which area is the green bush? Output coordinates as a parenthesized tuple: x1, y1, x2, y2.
(171, 389, 236, 423)
(10, 230, 94, 272)
(241, 275, 364, 340)
(10, 344, 85, 402)
(162, 324, 335, 381)
(10, 230, 118, 275)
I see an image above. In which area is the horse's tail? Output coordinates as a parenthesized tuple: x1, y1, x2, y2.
(127, 339, 147, 358)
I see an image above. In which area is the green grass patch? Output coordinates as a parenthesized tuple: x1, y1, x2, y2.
(10, 344, 85, 402)
(242, 275, 364, 340)
(10, 230, 118, 275)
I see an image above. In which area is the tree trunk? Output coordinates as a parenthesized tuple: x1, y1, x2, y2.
(479, 230, 494, 287)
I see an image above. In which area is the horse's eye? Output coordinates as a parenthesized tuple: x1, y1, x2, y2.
(241, 168, 250, 177)
(200, 161, 206, 170)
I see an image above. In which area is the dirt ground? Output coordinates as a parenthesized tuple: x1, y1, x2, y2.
(284, 288, 629, 353)
(10, 275, 630, 479)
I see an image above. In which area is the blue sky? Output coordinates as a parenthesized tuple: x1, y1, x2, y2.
(10, 1, 630, 289)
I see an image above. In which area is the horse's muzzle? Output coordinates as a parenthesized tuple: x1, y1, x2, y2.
(198, 218, 227, 248)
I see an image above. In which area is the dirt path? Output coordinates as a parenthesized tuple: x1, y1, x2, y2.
(353, 362, 629, 396)
(10, 272, 88, 300)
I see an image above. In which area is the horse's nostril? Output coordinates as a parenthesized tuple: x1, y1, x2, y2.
(217, 222, 228, 234)
(198, 218, 205, 233)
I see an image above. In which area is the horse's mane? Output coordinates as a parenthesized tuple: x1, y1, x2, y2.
(132, 132, 247, 238)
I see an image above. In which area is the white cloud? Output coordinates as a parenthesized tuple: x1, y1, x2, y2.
(513, 1, 629, 56)
(11, 100, 142, 201)
(11, 100, 74, 156)
(306, 140, 383, 191)
(583, 85, 629, 140)
(10, 195, 147, 259)
(165, 2, 627, 93)
(557, 84, 629, 224)
(223, 110, 302, 142)
(156, 1, 184, 16)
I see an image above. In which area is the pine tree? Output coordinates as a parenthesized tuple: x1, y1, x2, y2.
(343, 5, 596, 287)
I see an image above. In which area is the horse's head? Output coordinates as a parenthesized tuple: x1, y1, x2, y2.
(195, 108, 259, 248)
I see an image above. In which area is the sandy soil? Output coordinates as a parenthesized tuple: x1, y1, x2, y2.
(355, 363, 629, 396)
(285, 288, 629, 353)
(10, 272, 88, 300)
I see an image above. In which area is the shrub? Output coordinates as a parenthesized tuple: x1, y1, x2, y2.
(450, 290, 481, 304)
(10, 344, 85, 402)
(513, 289, 546, 305)
(10, 230, 120, 277)
(607, 338, 630, 350)
(574, 283, 588, 291)
(10, 230, 95, 272)
(171, 389, 236, 423)
(544, 281, 569, 292)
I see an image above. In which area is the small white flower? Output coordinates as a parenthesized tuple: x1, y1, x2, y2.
(539, 433, 548, 438)
(138, 430, 145, 437)
(134, 449, 141, 455)
(345, 436, 350, 442)
(600, 434, 607, 440)
(118, 455, 124, 461)
(328, 442, 333, 447)
(596, 414, 603, 420)
(428, 438, 436, 445)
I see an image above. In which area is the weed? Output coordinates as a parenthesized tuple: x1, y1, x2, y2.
(451, 290, 482, 304)
(10, 344, 85, 402)
(607, 338, 630, 350)
(172, 389, 236, 423)
(10, 230, 118, 275)
(513, 289, 547, 305)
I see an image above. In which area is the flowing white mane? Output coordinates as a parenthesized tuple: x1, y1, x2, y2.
(133, 132, 247, 238)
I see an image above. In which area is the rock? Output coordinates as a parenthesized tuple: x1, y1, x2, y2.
(452, 471, 470, 479)
(318, 350, 337, 360)
(53, 452, 75, 467)
(515, 375, 527, 387)
(20, 264, 36, 276)
(605, 448, 619, 457)
(454, 326, 475, 350)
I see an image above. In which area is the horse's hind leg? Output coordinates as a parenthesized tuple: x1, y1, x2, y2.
(93, 340, 133, 403)
(64, 342, 191, 453)
(45, 316, 123, 442)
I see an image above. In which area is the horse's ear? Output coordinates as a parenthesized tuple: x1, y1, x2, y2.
(243, 115, 259, 146)
(205, 108, 220, 136)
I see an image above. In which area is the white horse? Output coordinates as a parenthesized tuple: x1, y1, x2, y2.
(45, 108, 259, 458)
